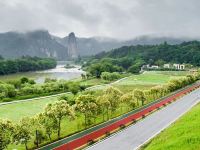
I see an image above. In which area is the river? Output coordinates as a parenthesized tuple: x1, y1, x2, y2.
(0, 61, 85, 83)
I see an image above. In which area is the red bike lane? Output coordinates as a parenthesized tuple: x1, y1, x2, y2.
(54, 83, 200, 150)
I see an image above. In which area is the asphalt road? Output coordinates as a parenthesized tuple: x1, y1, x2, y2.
(87, 88, 200, 150)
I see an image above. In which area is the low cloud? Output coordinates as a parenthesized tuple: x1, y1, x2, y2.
(0, 0, 200, 39)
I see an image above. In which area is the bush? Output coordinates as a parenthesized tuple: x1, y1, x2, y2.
(101, 72, 121, 81)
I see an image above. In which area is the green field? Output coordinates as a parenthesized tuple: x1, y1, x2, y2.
(89, 71, 188, 92)
(0, 71, 189, 121)
(0, 96, 60, 121)
(142, 103, 200, 150)
(0, 71, 192, 150)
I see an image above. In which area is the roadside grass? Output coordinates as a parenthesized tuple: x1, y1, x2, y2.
(113, 84, 155, 93)
(141, 103, 200, 150)
(8, 102, 135, 150)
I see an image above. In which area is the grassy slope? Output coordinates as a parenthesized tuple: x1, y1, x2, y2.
(142, 103, 200, 150)
(2, 71, 189, 150)
(113, 71, 187, 92)
(0, 96, 59, 121)
(0, 71, 188, 121)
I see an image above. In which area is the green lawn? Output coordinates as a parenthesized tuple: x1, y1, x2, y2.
(141, 103, 200, 150)
(0, 95, 60, 121)
(0, 71, 189, 121)
(88, 71, 188, 92)
(0, 71, 191, 150)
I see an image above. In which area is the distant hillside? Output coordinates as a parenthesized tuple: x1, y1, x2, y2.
(0, 30, 197, 60)
(83, 41, 200, 77)
(56, 35, 189, 56)
(0, 30, 68, 60)
(92, 41, 200, 66)
(55, 35, 120, 56)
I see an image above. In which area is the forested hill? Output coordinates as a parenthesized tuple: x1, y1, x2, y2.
(93, 41, 200, 66)
(0, 56, 57, 75)
(84, 41, 200, 77)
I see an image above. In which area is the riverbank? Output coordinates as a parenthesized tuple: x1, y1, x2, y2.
(0, 61, 85, 83)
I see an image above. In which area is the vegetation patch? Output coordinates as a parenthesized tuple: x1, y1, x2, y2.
(0, 73, 198, 150)
(141, 103, 200, 150)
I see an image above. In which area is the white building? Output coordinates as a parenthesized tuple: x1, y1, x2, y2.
(151, 65, 159, 69)
(173, 64, 185, 70)
(141, 64, 159, 70)
(164, 64, 170, 68)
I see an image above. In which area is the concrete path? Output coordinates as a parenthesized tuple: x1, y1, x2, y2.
(87, 88, 200, 150)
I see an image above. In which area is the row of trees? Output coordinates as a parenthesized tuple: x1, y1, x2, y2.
(0, 77, 86, 102)
(85, 57, 145, 78)
(0, 56, 57, 75)
(101, 72, 122, 81)
(1, 74, 199, 150)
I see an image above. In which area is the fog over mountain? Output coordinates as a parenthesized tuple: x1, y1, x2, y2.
(1, 0, 200, 39)
(0, 30, 197, 60)
(1, 0, 200, 60)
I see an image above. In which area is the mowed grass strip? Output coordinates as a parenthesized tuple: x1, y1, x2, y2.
(141, 103, 200, 150)
(115, 71, 187, 86)
(0, 96, 59, 121)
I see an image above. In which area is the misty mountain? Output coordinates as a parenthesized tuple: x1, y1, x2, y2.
(56, 35, 120, 56)
(55, 35, 193, 57)
(0, 30, 68, 60)
(0, 30, 197, 60)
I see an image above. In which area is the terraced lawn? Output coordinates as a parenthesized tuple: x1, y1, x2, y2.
(141, 103, 200, 150)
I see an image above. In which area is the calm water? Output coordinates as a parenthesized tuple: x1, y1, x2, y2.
(0, 61, 85, 83)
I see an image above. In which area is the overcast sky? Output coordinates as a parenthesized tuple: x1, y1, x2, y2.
(0, 0, 200, 40)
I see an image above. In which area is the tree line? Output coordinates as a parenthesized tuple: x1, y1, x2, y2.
(0, 74, 199, 150)
(0, 77, 86, 102)
(0, 56, 57, 75)
(84, 41, 200, 77)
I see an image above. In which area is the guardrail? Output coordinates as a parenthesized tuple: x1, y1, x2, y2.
(38, 83, 200, 150)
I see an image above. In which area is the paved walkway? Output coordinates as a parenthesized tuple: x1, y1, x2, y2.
(87, 88, 200, 150)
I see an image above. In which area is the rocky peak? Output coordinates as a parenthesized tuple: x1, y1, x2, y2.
(67, 32, 78, 59)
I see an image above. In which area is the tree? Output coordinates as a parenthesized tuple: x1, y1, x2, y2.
(81, 73, 86, 79)
(133, 89, 146, 106)
(31, 116, 46, 148)
(104, 87, 123, 113)
(101, 72, 121, 81)
(12, 117, 32, 150)
(0, 119, 13, 150)
(59, 94, 75, 106)
(76, 94, 98, 126)
(128, 64, 141, 74)
(37, 113, 57, 141)
(96, 95, 111, 121)
(68, 83, 80, 95)
(154, 59, 166, 66)
(20, 77, 29, 84)
(89, 63, 102, 78)
(44, 100, 74, 139)
(120, 93, 135, 111)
